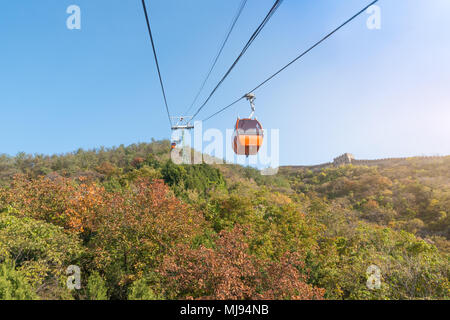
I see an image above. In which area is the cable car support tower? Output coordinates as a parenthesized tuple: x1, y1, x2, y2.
(171, 116, 194, 163)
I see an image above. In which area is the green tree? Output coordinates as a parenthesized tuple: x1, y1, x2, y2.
(128, 277, 161, 300)
(0, 261, 37, 300)
(86, 272, 108, 300)
(0, 210, 84, 299)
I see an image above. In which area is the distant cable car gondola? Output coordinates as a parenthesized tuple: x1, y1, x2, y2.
(232, 93, 263, 156)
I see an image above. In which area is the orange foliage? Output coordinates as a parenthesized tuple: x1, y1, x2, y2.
(0, 175, 205, 286)
(1, 174, 79, 229)
(363, 199, 379, 211)
(95, 161, 117, 176)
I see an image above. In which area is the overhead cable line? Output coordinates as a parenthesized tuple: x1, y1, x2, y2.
(183, 0, 249, 117)
(141, 0, 172, 127)
(192, 0, 284, 120)
(202, 0, 379, 123)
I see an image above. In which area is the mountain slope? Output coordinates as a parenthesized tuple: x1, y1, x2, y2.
(0, 141, 448, 300)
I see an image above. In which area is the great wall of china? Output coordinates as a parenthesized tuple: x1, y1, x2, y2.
(282, 153, 448, 171)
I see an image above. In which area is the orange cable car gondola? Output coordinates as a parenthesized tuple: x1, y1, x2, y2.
(232, 93, 264, 156)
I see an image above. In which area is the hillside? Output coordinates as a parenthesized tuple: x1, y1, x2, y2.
(280, 155, 450, 248)
(0, 141, 448, 300)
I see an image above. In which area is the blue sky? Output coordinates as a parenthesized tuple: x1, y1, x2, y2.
(0, 0, 449, 165)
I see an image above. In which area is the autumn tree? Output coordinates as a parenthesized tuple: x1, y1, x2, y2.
(160, 226, 324, 300)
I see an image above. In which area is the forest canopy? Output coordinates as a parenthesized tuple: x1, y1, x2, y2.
(0, 141, 448, 300)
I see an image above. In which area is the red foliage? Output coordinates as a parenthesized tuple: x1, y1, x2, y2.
(160, 226, 325, 300)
